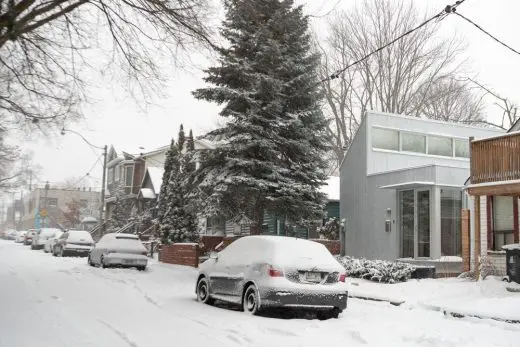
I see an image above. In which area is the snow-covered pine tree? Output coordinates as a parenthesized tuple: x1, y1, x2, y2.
(157, 138, 179, 244)
(166, 125, 198, 243)
(177, 124, 185, 153)
(193, 0, 329, 233)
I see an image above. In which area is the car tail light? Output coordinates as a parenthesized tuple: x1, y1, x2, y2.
(268, 265, 284, 277)
(339, 273, 347, 283)
(141, 251, 148, 256)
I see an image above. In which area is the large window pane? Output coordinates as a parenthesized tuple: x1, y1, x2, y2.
(399, 190, 415, 258)
(441, 189, 462, 256)
(428, 136, 453, 157)
(125, 166, 133, 186)
(402, 133, 426, 153)
(454, 139, 469, 158)
(372, 128, 399, 151)
(417, 190, 430, 258)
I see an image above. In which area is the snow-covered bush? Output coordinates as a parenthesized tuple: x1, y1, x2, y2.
(317, 217, 340, 240)
(336, 256, 415, 283)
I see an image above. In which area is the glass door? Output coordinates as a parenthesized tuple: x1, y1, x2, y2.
(417, 190, 430, 258)
(399, 190, 415, 258)
(399, 189, 431, 258)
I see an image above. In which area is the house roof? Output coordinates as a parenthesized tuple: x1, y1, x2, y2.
(147, 167, 164, 194)
(139, 188, 156, 200)
(321, 176, 340, 201)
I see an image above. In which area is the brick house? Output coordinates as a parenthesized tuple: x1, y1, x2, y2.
(465, 120, 520, 276)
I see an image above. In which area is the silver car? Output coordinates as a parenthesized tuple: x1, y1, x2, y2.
(88, 233, 148, 271)
(196, 236, 348, 319)
(32, 228, 62, 250)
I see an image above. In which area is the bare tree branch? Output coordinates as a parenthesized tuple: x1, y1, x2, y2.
(318, 0, 483, 169)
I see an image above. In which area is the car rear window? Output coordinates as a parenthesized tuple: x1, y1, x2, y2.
(67, 231, 93, 243)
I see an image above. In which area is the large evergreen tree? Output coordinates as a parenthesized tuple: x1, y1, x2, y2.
(193, 0, 328, 233)
(157, 138, 180, 243)
(158, 126, 199, 244)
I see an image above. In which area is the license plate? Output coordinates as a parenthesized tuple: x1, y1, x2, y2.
(123, 259, 135, 264)
(305, 272, 322, 282)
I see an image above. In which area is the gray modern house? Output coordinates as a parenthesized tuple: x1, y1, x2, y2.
(341, 111, 502, 266)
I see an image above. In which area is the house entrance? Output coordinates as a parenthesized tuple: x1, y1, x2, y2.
(399, 189, 431, 258)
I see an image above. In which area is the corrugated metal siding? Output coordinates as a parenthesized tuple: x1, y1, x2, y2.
(341, 116, 368, 258)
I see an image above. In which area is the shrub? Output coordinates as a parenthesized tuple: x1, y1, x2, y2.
(336, 256, 415, 283)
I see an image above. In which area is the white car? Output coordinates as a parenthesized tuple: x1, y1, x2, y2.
(15, 230, 27, 243)
(88, 233, 148, 271)
(53, 230, 94, 257)
(31, 228, 62, 250)
(44, 230, 63, 253)
(196, 236, 348, 319)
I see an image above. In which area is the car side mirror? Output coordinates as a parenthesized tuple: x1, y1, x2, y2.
(209, 251, 218, 260)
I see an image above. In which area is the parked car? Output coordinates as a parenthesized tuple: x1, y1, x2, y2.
(24, 229, 38, 245)
(53, 230, 94, 257)
(88, 233, 148, 270)
(31, 228, 61, 250)
(196, 236, 348, 319)
(44, 230, 63, 253)
(0, 230, 6, 239)
(6, 230, 18, 240)
(15, 230, 27, 243)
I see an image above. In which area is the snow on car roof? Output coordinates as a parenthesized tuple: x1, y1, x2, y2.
(233, 236, 343, 270)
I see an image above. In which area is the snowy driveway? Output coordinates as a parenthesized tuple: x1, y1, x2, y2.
(1, 240, 519, 347)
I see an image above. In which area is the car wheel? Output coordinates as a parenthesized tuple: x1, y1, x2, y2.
(317, 308, 341, 320)
(101, 256, 108, 269)
(243, 284, 261, 315)
(137, 266, 146, 271)
(88, 255, 95, 267)
(196, 277, 214, 305)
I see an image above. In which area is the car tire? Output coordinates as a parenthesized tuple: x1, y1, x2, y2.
(137, 266, 146, 271)
(317, 308, 341, 320)
(196, 277, 214, 305)
(243, 284, 261, 315)
(88, 256, 95, 267)
(101, 256, 108, 269)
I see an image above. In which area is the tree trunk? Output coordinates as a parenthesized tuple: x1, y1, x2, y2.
(249, 200, 264, 235)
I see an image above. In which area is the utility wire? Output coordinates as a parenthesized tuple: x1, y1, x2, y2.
(321, 0, 468, 83)
(65, 155, 103, 190)
(454, 11, 520, 57)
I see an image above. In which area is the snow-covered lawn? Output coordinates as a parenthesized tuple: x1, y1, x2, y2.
(1, 240, 519, 347)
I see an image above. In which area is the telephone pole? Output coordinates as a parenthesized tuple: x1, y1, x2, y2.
(100, 145, 107, 230)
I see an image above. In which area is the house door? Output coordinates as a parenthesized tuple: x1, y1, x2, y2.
(399, 189, 431, 258)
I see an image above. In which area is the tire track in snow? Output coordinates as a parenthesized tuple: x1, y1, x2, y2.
(99, 320, 140, 347)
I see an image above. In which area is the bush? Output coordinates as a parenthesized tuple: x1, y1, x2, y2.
(336, 256, 416, 283)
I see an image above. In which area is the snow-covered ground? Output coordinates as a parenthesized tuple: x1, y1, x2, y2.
(1, 240, 519, 347)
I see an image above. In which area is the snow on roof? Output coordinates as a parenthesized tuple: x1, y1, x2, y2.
(502, 243, 520, 251)
(81, 216, 97, 223)
(321, 176, 340, 201)
(140, 188, 156, 200)
(147, 167, 164, 194)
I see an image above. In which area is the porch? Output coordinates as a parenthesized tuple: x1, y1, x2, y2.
(466, 133, 520, 276)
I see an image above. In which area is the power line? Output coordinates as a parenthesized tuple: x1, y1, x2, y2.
(65, 155, 103, 190)
(321, 0, 468, 83)
(454, 11, 520, 57)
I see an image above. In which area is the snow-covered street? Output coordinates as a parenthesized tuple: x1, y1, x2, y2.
(1, 240, 519, 347)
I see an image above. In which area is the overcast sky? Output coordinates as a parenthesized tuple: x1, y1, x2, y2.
(18, 0, 520, 193)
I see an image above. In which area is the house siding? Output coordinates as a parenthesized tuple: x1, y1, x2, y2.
(341, 116, 368, 258)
